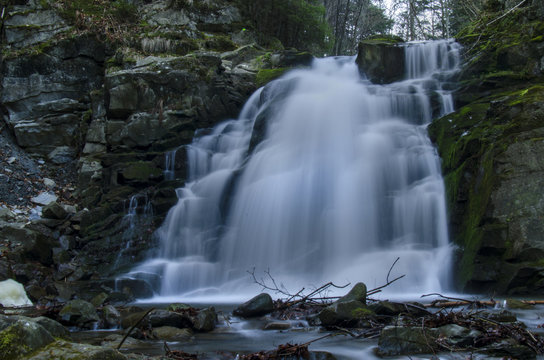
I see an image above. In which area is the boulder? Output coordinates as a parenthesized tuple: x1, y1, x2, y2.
(121, 309, 192, 329)
(42, 202, 68, 220)
(0, 320, 55, 360)
(26, 340, 127, 360)
(32, 316, 71, 339)
(377, 326, 439, 356)
(152, 326, 193, 340)
(193, 307, 217, 332)
(318, 300, 369, 327)
(102, 305, 122, 329)
(233, 293, 274, 318)
(337, 282, 367, 304)
(437, 324, 480, 347)
(356, 37, 405, 84)
(59, 299, 100, 328)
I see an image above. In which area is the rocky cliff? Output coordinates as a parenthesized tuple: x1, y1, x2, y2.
(0, 0, 313, 302)
(428, 0, 544, 294)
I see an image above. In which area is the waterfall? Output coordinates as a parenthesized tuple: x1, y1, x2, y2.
(126, 40, 461, 301)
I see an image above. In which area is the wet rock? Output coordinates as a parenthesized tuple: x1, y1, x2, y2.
(478, 339, 536, 360)
(0, 320, 54, 360)
(264, 321, 291, 330)
(338, 282, 367, 304)
(152, 326, 193, 340)
(91, 292, 109, 307)
(42, 201, 68, 220)
(356, 37, 405, 84)
(59, 299, 100, 328)
(377, 326, 439, 356)
(368, 301, 411, 316)
(121, 309, 192, 329)
(233, 293, 274, 318)
(318, 300, 369, 327)
(102, 305, 122, 329)
(193, 307, 217, 332)
(48, 146, 76, 164)
(0, 207, 16, 221)
(33, 316, 71, 339)
(26, 340, 127, 360)
(166, 303, 191, 312)
(438, 324, 480, 347)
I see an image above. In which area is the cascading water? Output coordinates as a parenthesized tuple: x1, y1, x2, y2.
(127, 39, 461, 301)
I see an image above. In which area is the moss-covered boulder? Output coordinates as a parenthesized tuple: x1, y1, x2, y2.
(0, 320, 54, 360)
(59, 299, 100, 328)
(356, 36, 405, 84)
(377, 326, 439, 356)
(26, 340, 127, 360)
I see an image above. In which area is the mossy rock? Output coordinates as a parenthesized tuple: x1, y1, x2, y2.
(120, 161, 163, 182)
(255, 68, 288, 87)
(26, 339, 127, 360)
(0, 320, 54, 360)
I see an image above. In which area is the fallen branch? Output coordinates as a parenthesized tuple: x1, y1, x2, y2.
(117, 307, 154, 350)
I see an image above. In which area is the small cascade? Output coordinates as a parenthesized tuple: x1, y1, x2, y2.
(125, 39, 461, 301)
(114, 194, 154, 270)
(164, 147, 180, 181)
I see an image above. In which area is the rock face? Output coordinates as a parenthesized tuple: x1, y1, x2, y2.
(428, 2, 544, 294)
(355, 36, 405, 84)
(0, 0, 316, 303)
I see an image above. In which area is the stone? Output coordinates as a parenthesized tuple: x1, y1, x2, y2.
(26, 340, 127, 360)
(42, 201, 68, 220)
(102, 305, 122, 329)
(43, 178, 56, 188)
(356, 38, 405, 84)
(318, 300, 368, 327)
(264, 321, 291, 330)
(437, 324, 480, 347)
(91, 292, 109, 307)
(193, 307, 217, 332)
(0, 279, 33, 307)
(337, 282, 367, 304)
(31, 192, 58, 206)
(48, 146, 76, 164)
(478, 339, 536, 360)
(233, 293, 274, 318)
(0, 320, 54, 360)
(59, 299, 100, 328)
(152, 326, 193, 340)
(33, 316, 71, 339)
(121, 310, 192, 329)
(377, 326, 439, 356)
(0, 207, 15, 221)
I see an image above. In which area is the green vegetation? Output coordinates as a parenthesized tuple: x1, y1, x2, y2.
(57, 0, 138, 43)
(256, 68, 289, 87)
(235, 0, 332, 54)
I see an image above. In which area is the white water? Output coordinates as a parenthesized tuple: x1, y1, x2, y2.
(126, 40, 461, 302)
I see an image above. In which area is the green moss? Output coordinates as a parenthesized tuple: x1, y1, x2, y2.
(122, 161, 162, 181)
(256, 68, 288, 87)
(203, 35, 237, 52)
(351, 307, 374, 318)
(0, 325, 31, 360)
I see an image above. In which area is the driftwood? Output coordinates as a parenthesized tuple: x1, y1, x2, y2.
(238, 334, 332, 360)
(164, 342, 198, 359)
